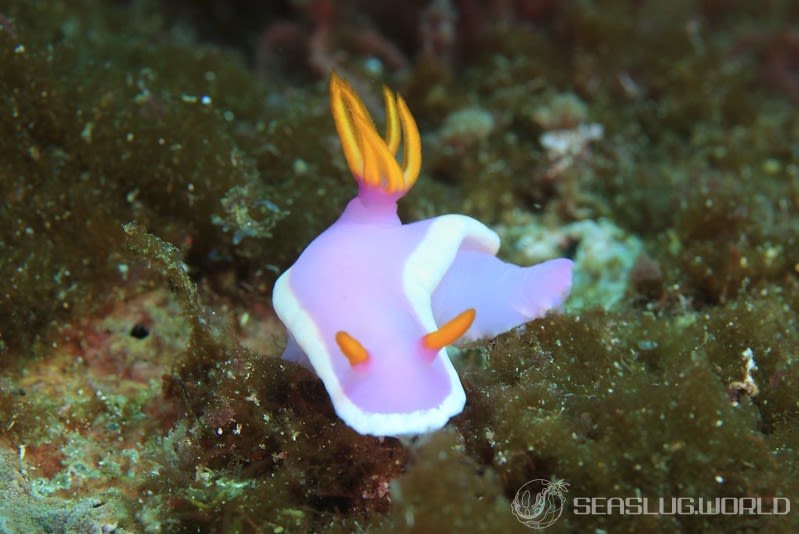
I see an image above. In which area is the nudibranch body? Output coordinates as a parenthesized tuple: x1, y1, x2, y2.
(272, 73, 573, 436)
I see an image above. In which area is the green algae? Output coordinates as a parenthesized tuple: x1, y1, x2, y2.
(456, 290, 798, 532)
(0, 446, 125, 534)
(385, 429, 527, 534)
(0, 0, 359, 359)
(0, 0, 797, 532)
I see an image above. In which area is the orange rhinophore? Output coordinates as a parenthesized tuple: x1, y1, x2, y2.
(335, 330, 370, 366)
(423, 308, 477, 350)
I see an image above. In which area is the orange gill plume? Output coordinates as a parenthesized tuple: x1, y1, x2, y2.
(329, 71, 421, 195)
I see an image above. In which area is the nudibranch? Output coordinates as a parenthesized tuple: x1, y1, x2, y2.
(272, 72, 573, 436)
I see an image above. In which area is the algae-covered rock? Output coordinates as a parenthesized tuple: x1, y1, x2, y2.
(0, 0, 350, 358)
(0, 438, 127, 532)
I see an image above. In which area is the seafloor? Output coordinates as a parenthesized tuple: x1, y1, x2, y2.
(1, 1, 797, 532)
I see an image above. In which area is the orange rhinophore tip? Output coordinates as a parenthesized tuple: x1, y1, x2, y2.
(423, 308, 476, 350)
(336, 330, 370, 366)
(329, 71, 421, 196)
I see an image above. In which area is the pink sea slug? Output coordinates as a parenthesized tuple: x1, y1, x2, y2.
(272, 73, 573, 436)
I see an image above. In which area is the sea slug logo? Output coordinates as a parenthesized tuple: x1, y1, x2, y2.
(511, 478, 570, 529)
